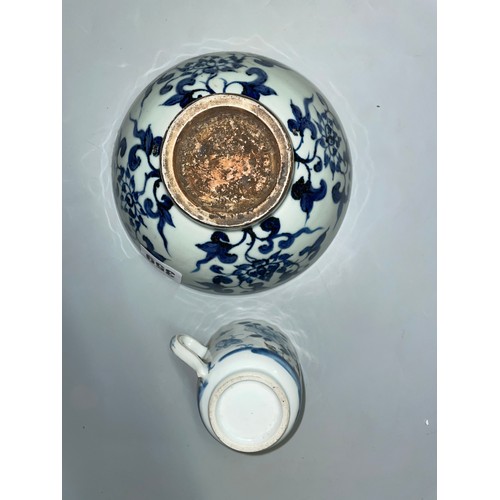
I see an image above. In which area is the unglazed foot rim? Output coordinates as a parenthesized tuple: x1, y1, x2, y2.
(208, 372, 290, 453)
(160, 94, 294, 229)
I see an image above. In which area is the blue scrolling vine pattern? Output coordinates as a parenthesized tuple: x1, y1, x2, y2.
(114, 115, 175, 258)
(287, 93, 351, 222)
(192, 216, 326, 293)
(159, 53, 279, 108)
(114, 53, 350, 292)
(114, 53, 284, 264)
(191, 90, 350, 293)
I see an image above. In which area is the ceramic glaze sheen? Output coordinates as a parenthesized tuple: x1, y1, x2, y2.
(170, 320, 304, 453)
(113, 52, 352, 294)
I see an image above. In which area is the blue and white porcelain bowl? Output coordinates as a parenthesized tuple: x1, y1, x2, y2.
(112, 52, 352, 294)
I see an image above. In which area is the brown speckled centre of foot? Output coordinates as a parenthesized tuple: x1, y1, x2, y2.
(161, 94, 293, 228)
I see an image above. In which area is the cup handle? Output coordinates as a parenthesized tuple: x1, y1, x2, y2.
(170, 335, 209, 379)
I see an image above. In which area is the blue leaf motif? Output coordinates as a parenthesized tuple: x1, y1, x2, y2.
(162, 93, 183, 106)
(260, 217, 280, 236)
(210, 264, 225, 273)
(251, 57, 289, 70)
(331, 181, 344, 203)
(118, 137, 127, 157)
(332, 181, 349, 220)
(193, 209, 324, 291)
(127, 121, 163, 171)
(194, 232, 239, 271)
(285, 93, 351, 219)
(142, 179, 175, 255)
(235, 67, 277, 101)
(212, 275, 236, 288)
(143, 191, 174, 228)
(299, 230, 328, 262)
(257, 217, 281, 253)
(157, 72, 176, 95)
(128, 144, 142, 171)
(116, 116, 175, 256)
(162, 77, 206, 108)
(291, 177, 327, 219)
(142, 235, 167, 262)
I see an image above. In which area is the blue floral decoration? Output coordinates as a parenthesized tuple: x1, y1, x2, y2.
(114, 104, 175, 255)
(193, 216, 324, 293)
(159, 54, 278, 109)
(113, 52, 351, 293)
(287, 94, 351, 223)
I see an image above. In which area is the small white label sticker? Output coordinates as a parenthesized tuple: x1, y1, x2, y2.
(140, 246, 182, 284)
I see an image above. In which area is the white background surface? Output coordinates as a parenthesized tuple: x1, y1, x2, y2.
(62, 1, 436, 499)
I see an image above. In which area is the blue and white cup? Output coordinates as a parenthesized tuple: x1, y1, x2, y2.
(171, 320, 304, 453)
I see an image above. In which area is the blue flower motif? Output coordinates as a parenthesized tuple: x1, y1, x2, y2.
(158, 54, 279, 110)
(234, 251, 298, 284)
(286, 93, 351, 220)
(192, 215, 324, 292)
(177, 53, 246, 75)
(316, 108, 342, 175)
(115, 113, 176, 258)
(116, 167, 147, 234)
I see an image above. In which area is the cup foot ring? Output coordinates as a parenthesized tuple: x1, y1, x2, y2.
(208, 372, 290, 453)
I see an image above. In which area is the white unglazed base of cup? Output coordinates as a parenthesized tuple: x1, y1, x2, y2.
(208, 372, 290, 453)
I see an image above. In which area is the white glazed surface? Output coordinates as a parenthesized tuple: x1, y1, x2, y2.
(199, 354, 301, 450)
(208, 374, 289, 452)
(63, 0, 436, 498)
